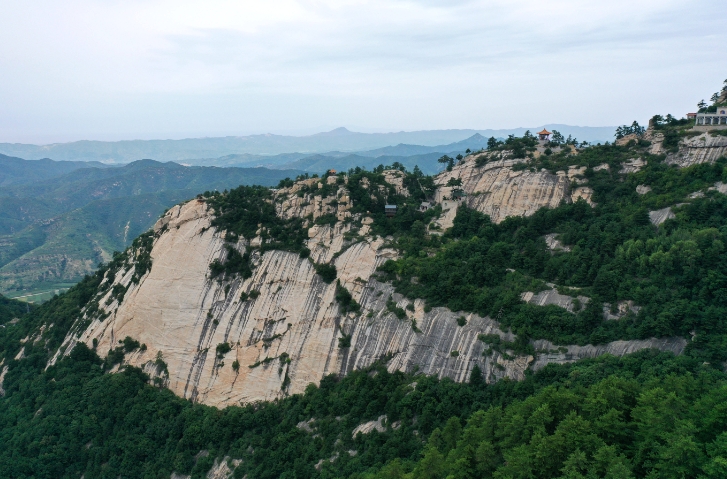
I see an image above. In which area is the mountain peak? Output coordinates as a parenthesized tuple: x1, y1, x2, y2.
(317, 127, 353, 137)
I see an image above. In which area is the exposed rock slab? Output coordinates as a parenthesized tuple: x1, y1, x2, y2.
(544, 233, 570, 252)
(636, 185, 652, 195)
(531, 337, 687, 370)
(0, 364, 7, 396)
(435, 157, 571, 223)
(603, 300, 641, 320)
(352, 415, 388, 436)
(55, 173, 689, 407)
(57, 201, 527, 406)
(665, 133, 727, 167)
(521, 289, 588, 313)
(620, 158, 646, 174)
(649, 207, 675, 226)
(571, 186, 595, 206)
(709, 182, 727, 194)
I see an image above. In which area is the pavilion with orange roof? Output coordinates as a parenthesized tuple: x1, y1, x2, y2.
(537, 129, 551, 141)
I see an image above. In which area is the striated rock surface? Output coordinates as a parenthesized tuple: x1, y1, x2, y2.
(53, 163, 687, 407)
(649, 207, 675, 226)
(531, 337, 687, 370)
(434, 157, 571, 223)
(0, 363, 7, 396)
(55, 200, 528, 406)
(521, 288, 589, 313)
(620, 158, 646, 174)
(352, 415, 389, 436)
(666, 132, 727, 167)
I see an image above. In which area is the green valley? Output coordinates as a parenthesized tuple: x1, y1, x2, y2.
(0, 158, 301, 299)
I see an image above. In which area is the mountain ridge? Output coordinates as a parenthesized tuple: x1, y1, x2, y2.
(0, 125, 617, 163)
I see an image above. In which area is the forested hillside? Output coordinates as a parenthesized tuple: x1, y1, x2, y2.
(0, 159, 301, 299)
(1, 95, 727, 478)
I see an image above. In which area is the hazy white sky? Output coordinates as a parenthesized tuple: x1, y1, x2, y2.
(0, 0, 725, 143)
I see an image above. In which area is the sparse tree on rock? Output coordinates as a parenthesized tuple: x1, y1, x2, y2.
(551, 130, 565, 145)
(438, 155, 455, 171)
(698, 100, 707, 110)
(631, 121, 645, 136)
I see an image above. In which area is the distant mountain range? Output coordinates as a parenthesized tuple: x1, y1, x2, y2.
(0, 155, 113, 187)
(0, 125, 616, 164)
(0, 156, 301, 298)
(184, 133, 491, 174)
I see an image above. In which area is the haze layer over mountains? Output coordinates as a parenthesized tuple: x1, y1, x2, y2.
(0, 125, 615, 164)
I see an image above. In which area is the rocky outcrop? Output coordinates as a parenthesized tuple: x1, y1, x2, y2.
(649, 207, 675, 226)
(544, 233, 570, 252)
(620, 158, 646, 174)
(603, 300, 641, 321)
(531, 337, 687, 370)
(636, 185, 652, 195)
(352, 415, 389, 436)
(0, 363, 7, 396)
(571, 186, 595, 206)
(709, 182, 727, 194)
(666, 132, 727, 167)
(521, 288, 588, 313)
(55, 200, 528, 406)
(54, 166, 687, 408)
(434, 157, 571, 223)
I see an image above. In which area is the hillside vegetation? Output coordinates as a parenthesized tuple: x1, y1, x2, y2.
(0, 159, 301, 298)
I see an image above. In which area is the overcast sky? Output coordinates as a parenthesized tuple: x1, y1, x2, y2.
(0, 0, 725, 143)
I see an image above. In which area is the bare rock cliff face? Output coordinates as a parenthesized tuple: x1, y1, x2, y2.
(434, 157, 571, 223)
(665, 132, 727, 167)
(52, 165, 686, 407)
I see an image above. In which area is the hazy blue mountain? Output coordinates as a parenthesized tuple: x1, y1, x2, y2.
(0, 125, 616, 163)
(182, 152, 310, 168)
(277, 152, 450, 175)
(183, 134, 491, 172)
(351, 133, 490, 158)
(0, 154, 113, 186)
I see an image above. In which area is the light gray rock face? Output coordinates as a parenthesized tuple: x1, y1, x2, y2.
(649, 207, 675, 226)
(53, 166, 688, 407)
(544, 234, 571, 252)
(636, 185, 652, 195)
(521, 289, 588, 313)
(0, 363, 7, 396)
(434, 156, 572, 224)
(666, 132, 727, 167)
(352, 415, 388, 436)
(710, 182, 727, 194)
(531, 338, 687, 370)
(602, 300, 641, 321)
(620, 158, 646, 174)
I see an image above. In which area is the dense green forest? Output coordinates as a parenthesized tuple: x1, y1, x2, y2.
(0, 294, 32, 325)
(2, 328, 724, 479)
